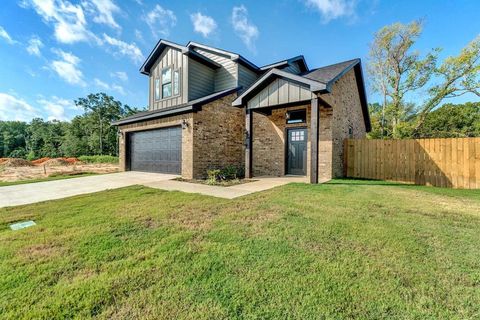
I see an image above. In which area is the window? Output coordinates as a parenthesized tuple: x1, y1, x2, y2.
(173, 70, 180, 95)
(154, 78, 160, 101)
(286, 109, 306, 124)
(162, 67, 172, 98)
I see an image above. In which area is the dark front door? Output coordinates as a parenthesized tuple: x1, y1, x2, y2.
(129, 126, 182, 174)
(286, 128, 307, 175)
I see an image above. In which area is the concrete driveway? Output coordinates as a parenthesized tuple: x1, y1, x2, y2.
(0, 172, 177, 208)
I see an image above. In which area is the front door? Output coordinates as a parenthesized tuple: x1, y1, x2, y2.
(286, 128, 307, 175)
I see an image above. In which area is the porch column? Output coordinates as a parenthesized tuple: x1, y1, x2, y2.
(310, 97, 319, 184)
(245, 108, 253, 178)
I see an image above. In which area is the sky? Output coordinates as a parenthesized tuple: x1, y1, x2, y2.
(0, 0, 479, 122)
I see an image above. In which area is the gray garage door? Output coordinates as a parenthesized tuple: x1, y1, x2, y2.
(129, 126, 181, 174)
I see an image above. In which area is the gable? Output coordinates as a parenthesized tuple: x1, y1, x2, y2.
(248, 78, 315, 109)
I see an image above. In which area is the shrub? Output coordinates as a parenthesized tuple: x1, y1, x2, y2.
(206, 169, 221, 185)
(78, 155, 119, 164)
(206, 165, 245, 184)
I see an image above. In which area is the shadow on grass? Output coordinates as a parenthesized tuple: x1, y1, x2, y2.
(325, 178, 480, 201)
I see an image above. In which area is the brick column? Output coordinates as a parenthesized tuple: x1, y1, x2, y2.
(310, 98, 319, 183)
(245, 108, 253, 178)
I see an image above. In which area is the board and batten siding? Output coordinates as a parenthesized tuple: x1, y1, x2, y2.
(247, 78, 314, 109)
(193, 48, 238, 92)
(280, 62, 302, 75)
(149, 47, 188, 111)
(238, 64, 258, 93)
(188, 58, 215, 100)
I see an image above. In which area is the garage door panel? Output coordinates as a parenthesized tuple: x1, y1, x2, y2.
(129, 126, 181, 174)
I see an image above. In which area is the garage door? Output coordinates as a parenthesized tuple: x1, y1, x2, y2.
(129, 126, 182, 174)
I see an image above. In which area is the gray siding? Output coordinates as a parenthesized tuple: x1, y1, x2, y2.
(238, 64, 258, 92)
(149, 47, 188, 110)
(188, 58, 215, 100)
(247, 78, 314, 109)
(193, 48, 237, 91)
(280, 61, 302, 75)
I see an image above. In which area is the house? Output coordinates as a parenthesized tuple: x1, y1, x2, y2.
(112, 40, 371, 183)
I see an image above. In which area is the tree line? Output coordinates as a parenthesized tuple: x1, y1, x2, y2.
(0, 93, 139, 159)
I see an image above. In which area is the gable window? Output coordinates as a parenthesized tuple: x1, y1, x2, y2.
(286, 109, 306, 124)
(154, 78, 160, 101)
(162, 67, 172, 98)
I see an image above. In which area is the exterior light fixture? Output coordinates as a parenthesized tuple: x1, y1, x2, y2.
(181, 119, 189, 129)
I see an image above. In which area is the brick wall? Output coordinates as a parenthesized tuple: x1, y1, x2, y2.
(320, 68, 367, 178)
(252, 105, 311, 177)
(192, 94, 245, 178)
(118, 114, 194, 178)
(118, 93, 243, 180)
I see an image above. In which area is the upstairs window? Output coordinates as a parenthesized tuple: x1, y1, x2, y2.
(162, 67, 172, 98)
(286, 109, 306, 124)
(173, 70, 180, 95)
(154, 78, 160, 100)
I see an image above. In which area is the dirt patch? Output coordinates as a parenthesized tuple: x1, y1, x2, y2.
(174, 177, 256, 187)
(1, 158, 34, 167)
(18, 243, 65, 261)
(43, 158, 71, 166)
(0, 163, 119, 182)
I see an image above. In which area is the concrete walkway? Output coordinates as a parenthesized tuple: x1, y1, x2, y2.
(144, 176, 309, 199)
(0, 172, 311, 208)
(0, 172, 177, 208)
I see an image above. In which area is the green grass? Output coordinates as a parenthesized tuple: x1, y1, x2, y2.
(0, 180, 479, 319)
(78, 155, 119, 164)
(0, 172, 98, 187)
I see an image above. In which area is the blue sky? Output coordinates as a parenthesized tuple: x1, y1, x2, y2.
(0, 0, 479, 122)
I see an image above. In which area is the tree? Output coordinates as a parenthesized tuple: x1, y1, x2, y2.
(74, 93, 138, 155)
(367, 21, 480, 138)
(367, 20, 437, 138)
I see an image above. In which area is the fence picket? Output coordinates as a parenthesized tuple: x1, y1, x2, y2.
(344, 138, 479, 189)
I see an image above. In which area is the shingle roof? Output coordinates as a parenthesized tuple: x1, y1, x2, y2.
(302, 59, 360, 85)
(112, 87, 241, 126)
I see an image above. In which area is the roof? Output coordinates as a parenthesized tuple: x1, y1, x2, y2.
(259, 55, 309, 72)
(140, 39, 221, 75)
(112, 87, 241, 126)
(232, 68, 326, 107)
(302, 59, 360, 90)
(186, 41, 260, 72)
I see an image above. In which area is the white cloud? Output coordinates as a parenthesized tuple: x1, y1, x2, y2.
(190, 12, 217, 38)
(111, 84, 126, 95)
(0, 26, 17, 44)
(102, 33, 144, 64)
(94, 78, 126, 95)
(87, 0, 121, 30)
(111, 71, 128, 81)
(304, 0, 356, 22)
(25, 0, 97, 44)
(37, 96, 73, 120)
(144, 4, 176, 38)
(231, 5, 258, 52)
(26, 36, 43, 56)
(0, 93, 39, 121)
(94, 78, 110, 90)
(50, 49, 86, 86)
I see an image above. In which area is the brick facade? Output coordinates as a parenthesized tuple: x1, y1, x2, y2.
(118, 93, 243, 180)
(118, 70, 366, 183)
(192, 94, 245, 178)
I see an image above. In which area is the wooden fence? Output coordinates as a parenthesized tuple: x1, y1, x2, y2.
(344, 138, 480, 189)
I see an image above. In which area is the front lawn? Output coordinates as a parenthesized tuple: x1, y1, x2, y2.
(0, 180, 479, 319)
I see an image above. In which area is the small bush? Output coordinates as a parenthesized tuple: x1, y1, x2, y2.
(206, 169, 221, 185)
(206, 165, 245, 184)
(78, 155, 119, 164)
